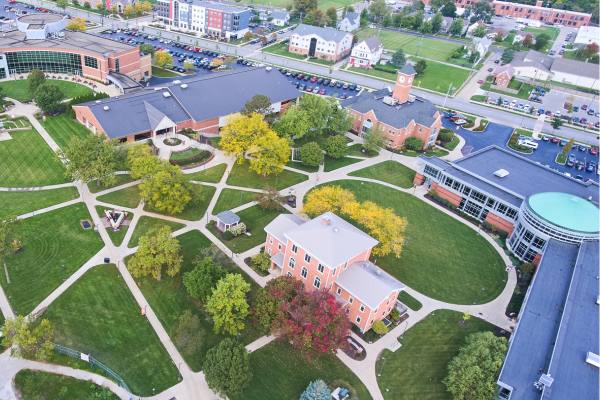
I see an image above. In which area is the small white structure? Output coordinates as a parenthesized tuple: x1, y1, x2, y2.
(338, 11, 360, 32)
(349, 36, 383, 68)
(270, 10, 290, 27)
(574, 26, 600, 48)
(472, 36, 492, 59)
(216, 210, 240, 233)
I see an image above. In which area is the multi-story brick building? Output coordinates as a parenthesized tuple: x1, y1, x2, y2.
(288, 24, 353, 62)
(342, 65, 442, 150)
(156, 0, 251, 40)
(492, 0, 591, 27)
(264, 212, 404, 333)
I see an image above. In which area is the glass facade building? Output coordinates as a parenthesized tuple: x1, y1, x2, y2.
(5, 51, 83, 75)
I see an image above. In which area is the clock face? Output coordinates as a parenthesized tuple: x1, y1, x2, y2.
(398, 75, 405, 83)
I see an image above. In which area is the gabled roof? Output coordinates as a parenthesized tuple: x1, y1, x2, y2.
(270, 10, 289, 20)
(342, 88, 439, 129)
(341, 12, 359, 24)
(143, 101, 171, 131)
(284, 212, 378, 268)
(336, 261, 404, 309)
(292, 24, 351, 43)
(359, 36, 382, 52)
(512, 50, 553, 72)
(493, 64, 514, 77)
(550, 57, 599, 80)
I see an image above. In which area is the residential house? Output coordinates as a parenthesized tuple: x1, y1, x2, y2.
(342, 64, 442, 150)
(338, 11, 360, 32)
(348, 36, 383, 68)
(492, 64, 514, 88)
(471, 36, 492, 60)
(510, 49, 553, 81)
(288, 24, 354, 62)
(264, 212, 405, 333)
(466, 20, 486, 37)
(270, 10, 290, 27)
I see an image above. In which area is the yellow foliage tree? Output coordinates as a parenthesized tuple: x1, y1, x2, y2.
(220, 113, 272, 163)
(123, 4, 136, 17)
(66, 17, 86, 32)
(127, 144, 160, 179)
(248, 131, 290, 176)
(303, 186, 357, 217)
(141, 1, 153, 12)
(154, 50, 173, 68)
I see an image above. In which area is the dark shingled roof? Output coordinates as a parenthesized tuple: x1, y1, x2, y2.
(342, 88, 439, 129)
(399, 63, 416, 75)
(79, 68, 300, 139)
(292, 23, 352, 43)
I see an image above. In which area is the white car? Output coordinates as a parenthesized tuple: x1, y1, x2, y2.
(453, 119, 468, 126)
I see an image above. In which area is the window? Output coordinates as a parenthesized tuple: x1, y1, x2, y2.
(356, 316, 361, 323)
(115, 58, 120, 72)
(288, 257, 295, 269)
(5, 51, 83, 75)
(313, 276, 321, 289)
(444, 177, 454, 187)
(349, 297, 353, 304)
(291, 244, 297, 253)
(332, 267, 337, 276)
(359, 305, 365, 312)
(304, 254, 311, 263)
(287, 272, 292, 277)
(278, 243, 282, 250)
(269, 237, 273, 244)
(317, 264, 324, 273)
(84, 55, 98, 69)
(301, 267, 307, 278)
(336, 287, 342, 295)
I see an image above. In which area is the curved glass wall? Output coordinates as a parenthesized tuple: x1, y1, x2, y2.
(5, 51, 82, 75)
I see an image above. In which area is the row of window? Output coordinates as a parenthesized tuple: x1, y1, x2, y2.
(522, 207, 593, 244)
(5, 51, 83, 75)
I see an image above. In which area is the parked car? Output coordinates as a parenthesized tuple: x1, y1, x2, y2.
(560, 139, 568, 146)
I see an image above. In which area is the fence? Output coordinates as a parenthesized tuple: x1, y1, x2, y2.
(54, 343, 131, 393)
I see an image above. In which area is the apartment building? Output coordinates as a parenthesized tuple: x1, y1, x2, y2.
(288, 24, 354, 62)
(156, 0, 251, 40)
(264, 212, 404, 333)
(492, 0, 591, 27)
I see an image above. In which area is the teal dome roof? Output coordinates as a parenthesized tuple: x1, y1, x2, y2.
(527, 192, 599, 234)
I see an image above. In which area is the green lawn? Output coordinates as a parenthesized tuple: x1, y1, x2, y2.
(0, 79, 93, 103)
(349, 161, 416, 189)
(145, 184, 216, 221)
(152, 66, 180, 77)
(233, 341, 372, 400)
(347, 143, 378, 157)
(227, 163, 308, 190)
(0, 186, 79, 219)
(169, 148, 212, 166)
(523, 26, 560, 51)
(441, 135, 460, 151)
(309, 181, 507, 304)
(376, 310, 497, 400)
(95, 206, 130, 246)
(0, 128, 68, 187)
(286, 160, 320, 173)
(97, 185, 141, 209)
(397, 291, 422, 311)
(128, 216, 185, 248)
(0, 203, 104, 315)
(208, 205, 286, 253)
(213, 188, 257, 214)
(44, 265, 182, 395)
(88, 174, 136, 193)
(14, 370, 119, 400)
(130, 230, 261, 371)
(323, 156, 362, 172)
(39, 114, 93, 150)
(185, 163, 227, 183)
(356, 28, 461, 63)
(262, 41, 307, 60)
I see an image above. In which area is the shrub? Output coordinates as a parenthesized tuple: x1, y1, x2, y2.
(300, 141, 324, 166)
(372, 320, 389, 335)
(250, 252, 271, 274)
(404, 137, 424, 151)
(228, 222, 247, 237)
(438, 128, 454, 143)
(324, 135, 348, 159)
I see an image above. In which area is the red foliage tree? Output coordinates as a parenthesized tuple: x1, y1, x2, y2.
(584, 43, 599, 58)
(251, 276, 304, 332)
(279, 290, 350, 357)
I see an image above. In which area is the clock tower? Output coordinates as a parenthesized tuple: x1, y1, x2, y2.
(392, 64, 416, 104)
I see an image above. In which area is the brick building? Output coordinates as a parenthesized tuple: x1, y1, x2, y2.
(492, 64, 514, 88)
(342, 65, 442, 150)
(288, 24, 353, 62)
(492, 0, 591, 27)
(264, 212, 404, 333)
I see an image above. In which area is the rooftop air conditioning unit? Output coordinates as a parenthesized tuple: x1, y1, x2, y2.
(180, 83, 188, 89)
(382, 96, 397, 106)
(407, 95, 415, 103)
(163, 92, 171, 98)
(103, 105, 110, 111)
(494, 169, 510, 178)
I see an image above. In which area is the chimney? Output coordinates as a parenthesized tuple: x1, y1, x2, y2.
(535, 0, 543, 7)
(392, 65, 416, 104)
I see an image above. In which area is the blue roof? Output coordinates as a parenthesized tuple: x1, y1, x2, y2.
(498, 240, 600, 400)
(527, 192, 599, 234)
(216, 210, 240, 225)
(292, 24, 352, 43)
(422, 146, 599, 207)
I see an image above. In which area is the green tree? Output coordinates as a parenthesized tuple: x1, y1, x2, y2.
(300, 141, 324, 166)
(533, 33, 550, 51)
(372, 320, 389, 335)
(324, 135, 348, 159)
(56, 0, 69, 10)
(473, 25, 486, 38)
(206, 274, 251, 335)
(391, 49, 406, 68)
(449, 18, 463, 36)
(241, 94, 272, 117)
(127, 144, 161, 179)
(444, 332, 507, 400)
(362, 127, 386, 154)
(127, 226, 182, 281)
(254, 187, 284, 210)
(0, 216, 21, 266)
(414, 59, 427, 75)
(139, 163, 191, 215)
(293, 0, 317, 15)
(369, 0, 389, 23)
(203, 338, 251, 397)
(1, 316, 54, 360)
(172, 310, 202, 358)
(300, 380, 331, 400)
(438, 128, 454, 143)
(304, 9, 327, 26)
(63, 135, 118, 186)
(501, 48, 514, 64)
(431, 12, 443, 33)
(154, 50, 173, 68)
(419, 20, 433, 34)
(412, 10, 424, 30)
(552, 117, 563, 129)
(140, 43, 155, 56)
(248, 130, 290, 176)
(442, 1, 457, 17)
(273, 105, 312, 140)
(183, 60, 195, 71)
(34, 84, 65, 114)
(325, 7, 337, 26)
(27, 69, 46, 96)
(250, 252, 271, 274)
(405, 136, 424, 150)
(183, 256, 226, 302)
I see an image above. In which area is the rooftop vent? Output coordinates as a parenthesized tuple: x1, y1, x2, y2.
(332, 227, 339, 233)
(534, 374, 553, 391)
(180, 83, 188, 89)
(163, 91, 171, 98)
(321, 217, 331, 226)
(103, 105, 110, 111)
(382, 96, 398, 106)
(494, 169, 510, 178)
(586, 352, 600, 368)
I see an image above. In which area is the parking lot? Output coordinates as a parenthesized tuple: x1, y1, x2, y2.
(443, 117, 600, 183)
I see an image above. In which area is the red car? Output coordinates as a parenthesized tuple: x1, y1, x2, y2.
(550, 137, 560, 144)
(590, 147, 598, 156)
(310, 76, 318, 83)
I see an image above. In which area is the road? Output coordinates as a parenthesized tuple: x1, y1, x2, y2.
(20, 0, 600, 145)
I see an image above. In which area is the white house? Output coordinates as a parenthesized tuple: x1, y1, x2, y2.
(288, 24, 354, 62)
(466, 20, 486, 37)
(270, 10, 290, 27)
(338, 12, 360, 32)
(471, 36, 492, 60)
(349, 37, 383, 68)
